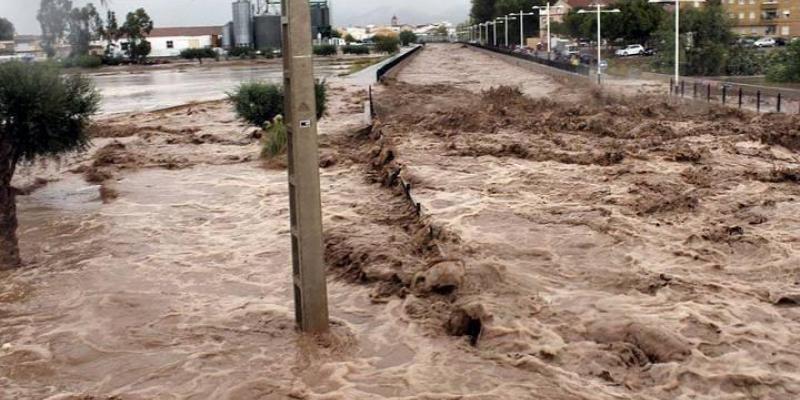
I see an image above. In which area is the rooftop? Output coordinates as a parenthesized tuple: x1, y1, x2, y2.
(147, 26, 223, 38)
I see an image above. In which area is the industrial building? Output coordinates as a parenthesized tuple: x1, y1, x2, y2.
(225, 0, 333, 51)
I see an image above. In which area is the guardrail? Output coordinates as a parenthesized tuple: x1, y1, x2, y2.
(468, 43, 591, 77)
(671, 77, 800, 114)
(376, 45, 423, 81)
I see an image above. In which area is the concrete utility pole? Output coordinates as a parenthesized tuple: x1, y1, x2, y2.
(519, 10, 536, 49)
(282, 0, 330, 334)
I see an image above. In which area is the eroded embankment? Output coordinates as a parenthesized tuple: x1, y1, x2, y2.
(365, 79, 800, 400)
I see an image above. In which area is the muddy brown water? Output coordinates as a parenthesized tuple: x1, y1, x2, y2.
(3, 44, 800, 399)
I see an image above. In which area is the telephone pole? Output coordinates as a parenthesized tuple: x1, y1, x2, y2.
(282, 0, 330, 334)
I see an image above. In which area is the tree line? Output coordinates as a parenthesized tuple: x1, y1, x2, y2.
(470, 0, 800, 81)
(37, 0, 153, 64)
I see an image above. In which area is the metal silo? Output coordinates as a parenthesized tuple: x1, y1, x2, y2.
(232, 0, 253, 47)
(254, 15, 282, 51)
(222, 22, 234, 48)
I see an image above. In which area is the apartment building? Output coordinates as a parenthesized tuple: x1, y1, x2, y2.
(725, 0, 800, 37)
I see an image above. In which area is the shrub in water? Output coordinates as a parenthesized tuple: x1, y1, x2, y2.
(228, 80, 328, 128)
(261, 116, 288, 159)
(227, 82, 284, 128)
(373, 35, 400, 54)
(62, 55, 103, 69)
(313, 44, 337, 56)
(342, 45, 369, 55)
(180, 48, 217, 64)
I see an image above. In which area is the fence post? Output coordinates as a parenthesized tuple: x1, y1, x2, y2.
(670, 78, 674, 96)
(757, 91, 761, 113)
(722, 86, 727, 105)
(738, 87, 743, 109)
(707, 84, 711, 102)
(777, 92, 782, 113)
(693, 82, 698, 98)
(681, 81, 685, 97)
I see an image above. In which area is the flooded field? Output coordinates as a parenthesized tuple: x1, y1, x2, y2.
(92, 58, 375, 115)
(2, 44, 800, 399)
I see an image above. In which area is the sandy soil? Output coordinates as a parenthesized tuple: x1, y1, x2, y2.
(2, 43, 800, 399)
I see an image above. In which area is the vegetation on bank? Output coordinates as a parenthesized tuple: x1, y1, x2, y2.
(180, 48, 218, 64)
(313, 44, 337, 56)
(0, 62, 100, 269)
(227, 81, 328, 159)
(373, 35, 401, 54)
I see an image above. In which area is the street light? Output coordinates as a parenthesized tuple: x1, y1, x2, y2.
(517, 10, 537, 50)
(577, 4, 620, 85)
(496, 15, 518, 47)
(532, 3, 552, 54)
(648, 0, 706, 91)
(490, 21, 498, 46)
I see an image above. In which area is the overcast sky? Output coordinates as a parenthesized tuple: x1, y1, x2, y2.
(0, 0, 470, 35)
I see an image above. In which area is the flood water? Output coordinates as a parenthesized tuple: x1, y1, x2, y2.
(92, 59, 358, 115)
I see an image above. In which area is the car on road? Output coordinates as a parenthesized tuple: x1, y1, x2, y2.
(754, 37, 776, 48)
(615, 44, 646, 57)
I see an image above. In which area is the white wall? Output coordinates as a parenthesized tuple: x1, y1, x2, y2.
(149, 35, 215, 57)
(110, 35, 215, 58)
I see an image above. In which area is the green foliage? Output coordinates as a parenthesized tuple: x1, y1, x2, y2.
(725, 45, 765, 76)
(313, 44, 337, 56)
(261, 116, 288, 159)
(228, 82, 284, 128)
(121, 8, 153, 63)
(331, 30, 342, 39)
(767, 41, 800, 82)
(61, 54, 103, 68)
(38, 0, 73, 58)
(228, 81, 328, 128)
(315, 79, 327, 119)
(652, 0, 735, 76)
(344, 33, 357, 44)
(399, 31, 418, 46)
(180, 48, 217, 63)
(0, 62, 100, 162)
(373, 35, 400, 54)
(342, 45, 369, 55)
(68, 3, 103, 57)
(0, 17, 14, 41)
(229, 46, 253, 58)
(471, 0, 497, 22)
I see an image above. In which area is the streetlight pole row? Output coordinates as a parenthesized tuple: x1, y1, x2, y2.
(577, 4, 620, 85)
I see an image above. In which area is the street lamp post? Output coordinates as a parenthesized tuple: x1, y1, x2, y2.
(648, 0, 705, 92)
(577, 4, 620, 85)
(497, 16, 518, 47)
(532, 3, 552, 55)
(518, 10, 536, 49)
(492, 21, 497, 46)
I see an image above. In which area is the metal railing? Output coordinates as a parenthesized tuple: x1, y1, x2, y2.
(670, 77, 800, 114)
(468, 43, 592, 77)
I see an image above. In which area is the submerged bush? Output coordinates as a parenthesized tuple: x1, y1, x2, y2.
(342, 45, 369, 55)
(261, 116, 288, 159)
(62, 54, 103, 69)
(313, 44, 337, 56)
(227, 82, 284, 127)
(373, 35, 400, 54)
(180, 48, 217, 64)
(228, 80, 328, 127)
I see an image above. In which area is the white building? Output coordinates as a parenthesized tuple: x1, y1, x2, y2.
(111, 26, 223, 58)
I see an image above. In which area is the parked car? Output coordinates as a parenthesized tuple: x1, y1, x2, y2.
(754, 37, 776, 47)
(644, 48, 656, 56)
(775, 37, 788, 46)
(615, 44, 646, 57)
(738, 37, 756, 48)
(579, 53, 593, 65)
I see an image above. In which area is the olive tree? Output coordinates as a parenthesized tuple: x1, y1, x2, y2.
(0, 62, 100, 269)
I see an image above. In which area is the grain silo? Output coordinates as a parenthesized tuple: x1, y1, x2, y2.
(232, 0, 253, 47)
(254, 15, 282, 51)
